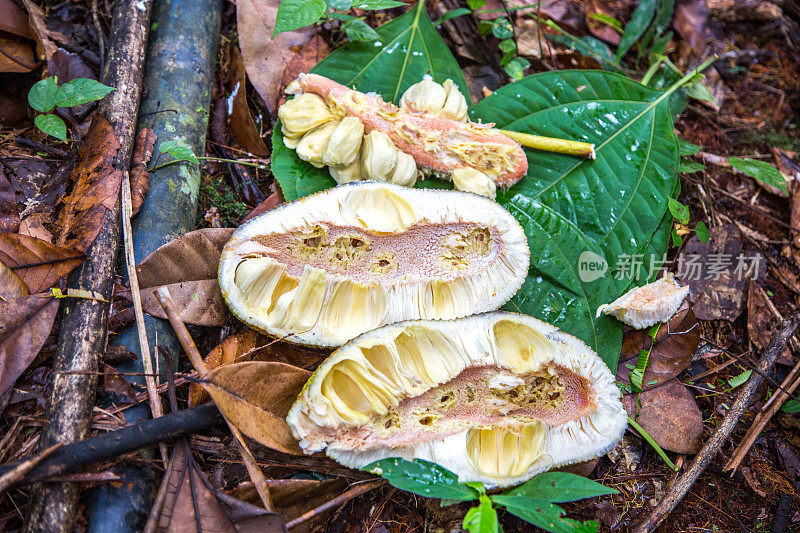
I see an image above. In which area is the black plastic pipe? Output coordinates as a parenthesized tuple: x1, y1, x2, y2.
(85, 0, 221, 530)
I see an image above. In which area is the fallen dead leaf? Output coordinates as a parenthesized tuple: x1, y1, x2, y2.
(130, 128, 157, 216)
(584, 0, 622, 46)
(0, 33, 36, 73)
(746, 282, 792, 365)
(7, 147, 75, 220)
(203, 361, 310, 456)
(101, 362, 136, 403)
(0, 0, 34, 38)
(242, 189, 284, 223)
(237, 0, 315, 117)
(0, 261, 29, 300)
(624, 378, 703, 454)
(0, 166, 20, 233)
(136, 228, 234, 326)
(0, 234, 84, 293)
(21, 0, 57, 61)
(0, 294, 59, 398)
(232, 478, 347, 525)
(227, 43, 268, 157)
(277, 34, 330, 109)
(55, 116, 123, 252)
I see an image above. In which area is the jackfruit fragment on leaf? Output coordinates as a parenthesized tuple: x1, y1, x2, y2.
(596, 273, 689, 329)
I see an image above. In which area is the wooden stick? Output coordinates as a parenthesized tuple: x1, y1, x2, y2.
(0, 444, 62, 495)
(154, 287, 275, 511)
(633, 315, 799, 533)
(25, 0, 153, 529)
(284, 479, 385, 530)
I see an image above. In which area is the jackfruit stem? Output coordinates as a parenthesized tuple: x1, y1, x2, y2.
(497, 129, 596, 160)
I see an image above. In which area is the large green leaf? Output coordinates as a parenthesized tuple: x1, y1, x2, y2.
(363, 458, 480, 501)
(311, 1, 469, 103)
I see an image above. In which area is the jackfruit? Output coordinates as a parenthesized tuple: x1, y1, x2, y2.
(323, 117, 364, 166)
(296, 120, 339, 168)
(286, 312, 628, 488)
(279, 93, 335, 136)
(400, 77, 469, 121)
(360, 131, 398, 181)
(596, 273, 690, 329)
(218, 183, 529, 347)
(452, 168, 497, 199)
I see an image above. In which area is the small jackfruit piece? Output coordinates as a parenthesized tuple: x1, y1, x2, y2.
(400, 78, 447, 116)
(452, 167, 497, 199)
(596, 273, 690, 329)
(360, 131, 398, 181)
(218, 183, 529, 347)
(389, 151, 418, 187)
(323, 117, 364, 166)
(440, 79, 469, 121)
(286, 312, 628, 488)
(329, 161, 362, 184)
(296, 120, 339, 168)
(278, 93, 334, 136)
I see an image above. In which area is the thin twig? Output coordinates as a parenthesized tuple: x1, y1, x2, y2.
(633, 315, 799, 533)
(285, 479, 385, 530)
(154, 287, 275, 511)
(0, 444, 62, 495)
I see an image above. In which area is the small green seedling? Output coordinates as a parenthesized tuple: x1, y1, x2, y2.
(28, 77, 115, 141)
(364, 458, 616, 533)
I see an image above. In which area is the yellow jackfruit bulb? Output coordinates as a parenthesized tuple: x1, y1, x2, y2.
(452, 167, 497, 199)
(329, 160, 362, 184)
(440, 79, 469, 121)
(360, 131, 398, 181)
(400, 78, 447, 116)
(278, 93, 334, 136)
(286, 312, 628, 488)
(296, 120, 339, 168)
(218, 183, 530, 347)
(323, 117, 364, 166)
(389, 150, 418, 187)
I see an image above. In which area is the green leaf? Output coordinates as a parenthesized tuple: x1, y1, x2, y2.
(671, 229, 682, 247)
(684, 76, 717, 104)
(677, 159, 704, 173)
(54, 78, 115, 107)
(491, 496, 598, 533)
(471, 70, 679, 369)
(343, 18, 380, 41)
(499, 38, 517, 54)
(353, 0, 404, 8)
(504, 57, 529, 80)
(695, 221, 709, 243)
(466, 0, 486, 10)
(492, 17, 514, 40)
(432, 7, 471, 26)
(311, 1, 469, 104)
(728, 370, 752, 389)
(273, 0, 327, 35)
(158, 139, 199, 164)
(677, 139, 701, 156)
(780, 399, 800, 413)
(668, 197, 689, 224)
(505, 472, 617, 503)
(463, 495, 499, 533)
(28, 77, 58, 113)
(328, 0, 352, 10)
(729, 156, 787, 193)
(588, 12, 623, 31)
(616, 0, 657, 61)
(546, 33, 621, 72)
(35, 113, 67, 141)
(363, 458, 481, 501)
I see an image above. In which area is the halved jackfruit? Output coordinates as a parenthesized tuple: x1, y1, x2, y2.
(218, 183, 529, 347)
(286, 312, 627, 488)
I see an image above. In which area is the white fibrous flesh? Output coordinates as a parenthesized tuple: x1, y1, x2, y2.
(218, 183, 529, 347)
(286, 312, 627, 488)
(596, 273, 690, 329)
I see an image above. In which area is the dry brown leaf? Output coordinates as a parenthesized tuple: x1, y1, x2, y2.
(237, 0, 315, 117)
(135, 227, 234, 326)
(203, 361, 310, 456)
(228, 44, 268, 157)
(21, 0, 57, 61)
(189, 329, 329, 405)
(130, 128, 157, 216)
(624, 378, 703, 454)
(0, 33, 36, 73)
(0, 0, 34, 38)
(746, 283, 792, 365)
(617, 305, 700, 391)
(242, 189, 284, 223)
(0, 294, 59, 398)
(0, 234, 84, 293)
(0, 261, 29, 300)
(277, 34, 330, 109)
(233, 478, 347, 525)
(8, 147, 74, 220)
(100, 362, 136, 403)
(584, 0, 622, 45)
(55, 116, 123, 252)
(674, 0, 713, 55)
(0, 167, 20, 233)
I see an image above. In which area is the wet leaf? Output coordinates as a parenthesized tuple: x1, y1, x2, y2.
(136, 228, 234, 326)
(0, 294, 59, 398)
(28, 77, 58, 113)
(505, 472, 617, 502)
(364, 458, 480, 501)
(203, 361, 310, 455)
(54, 78, 115, 107)
(34, 113, 67, 141)
(273, 0, 326, 35)
(55, 116, 123, 252)
(0, 261, 29, 300)
(491, 495, 598, 533)
(463, 495, 498, 533)
(624, 379, 703, 454)
(0, 234, 84, 293)
(130, 128, 157, 216)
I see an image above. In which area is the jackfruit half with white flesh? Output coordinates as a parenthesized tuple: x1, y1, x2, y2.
(218, 182, 530, 347)
(596, 273, 690, 329)
(286, 312, 628, 488)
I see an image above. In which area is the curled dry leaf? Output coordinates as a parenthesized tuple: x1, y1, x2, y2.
(55, 116, 123, 252)
(0, 294, 59, 398)
(0, 261, 28, 300)
(236, 0, 315, 117)
(21, 0, 57, 61)
(0, 234, 84, 293)
(136, 228, 234, 326)
(130, 128, 157, 216)
(624, 378, 703, 454)
(189, 329, 329, 406)
(202, 361, 310, 456)
(227, 44, 268, 157)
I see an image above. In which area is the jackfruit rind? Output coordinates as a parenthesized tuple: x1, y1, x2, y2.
(286, 312, 628, 488)
(218, 183, 529, 347)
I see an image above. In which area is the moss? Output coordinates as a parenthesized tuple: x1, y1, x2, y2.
(199, 175, 250, 227)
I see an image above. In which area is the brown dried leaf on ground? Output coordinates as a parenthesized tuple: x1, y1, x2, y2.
(0, 234, 84, 293)
(277, 34, 330, 109)
(0, 166, 20, 233)
(130, 128, 157, 216)
(617, 305, 700, 391)
(203, 361, 310, 456)
(0, 34, 35, 73)
(100, 362, 136, 403)
(7, 147, 75, 222)
(227, 44, 268, 157)
(233, 478, 347, 525)
(55, 116, 122, 252)
(0, 0, 34, 38)
(0, 294, 59, 398)
(20, 0, 57, 61)
(136, 227, 234, 326)
(237, 0, 315, 117)
(674, 0, 714, 55)
(584, 0, 622, 45)
(189, 329, 329, 405)
(624, 378, 703, 454)
(242, 189, 284, 223)
(746, 283, 792, 365)
(0, 261, 29, 300)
